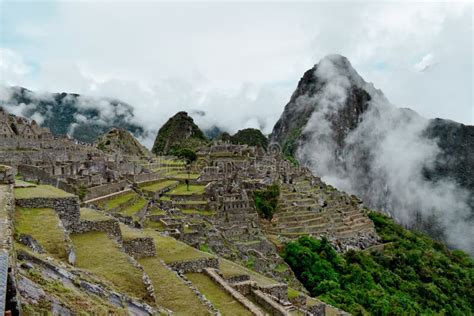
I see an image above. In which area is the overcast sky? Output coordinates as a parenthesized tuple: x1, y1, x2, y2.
(0, 1, 472, 144)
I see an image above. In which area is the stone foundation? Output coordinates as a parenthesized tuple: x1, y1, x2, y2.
(122, 237, 156, 259)
(0, 165, 14, 185)
(169, 257, 219, 273)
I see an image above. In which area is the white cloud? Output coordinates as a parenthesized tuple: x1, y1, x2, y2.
(414, 53, 438, 72)
(0, 48, 31, 85)
(0, 1, 471, 137)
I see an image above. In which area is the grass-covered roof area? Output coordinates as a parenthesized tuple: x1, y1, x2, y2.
(138, 257, 210, 314)
(186, 272, 253, 316)
(14, 185, 73, 199)
(80, 208, 110, 221)
(14, 207, 68, 260)
(71, 231, 150, 302)
(166, 184, 206, 195)
(140, 180, 179, 192)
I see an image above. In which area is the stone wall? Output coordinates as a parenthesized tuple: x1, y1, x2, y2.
(251, 289, 290, 316)
(204, 268, 264, 316)
(0, 165, 14, 185)
(17, 165, 75, 194)
(70, 219, 121, 240)
(169, 257, 219, 273)
(122, 237, 156, 259)
(15, 196, 80, 229)
(84, 181, 128, 201)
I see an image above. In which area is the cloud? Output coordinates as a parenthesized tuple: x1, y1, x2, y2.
(0, 1, 471, 140)
(414, 53, 438, 72)
(0, 48, 31, 85)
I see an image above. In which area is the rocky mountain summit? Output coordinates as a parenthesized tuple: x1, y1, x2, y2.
(271, 54, 474, 254)
(95, 128, 151, 159)
(151, 111, 208, 155)
(0, 86, 145, 143)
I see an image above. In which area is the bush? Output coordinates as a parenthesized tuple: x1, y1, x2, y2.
(254, 184, 280, 220)
(172, 148, 197, 163)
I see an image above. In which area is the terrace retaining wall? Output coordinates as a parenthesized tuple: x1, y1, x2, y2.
(15, 196, 80, 229)
(84, 181, 128, 201)
(122, 237, 156, 259)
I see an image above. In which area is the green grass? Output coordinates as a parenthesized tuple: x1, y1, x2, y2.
(14, 207, 68, 260)
(143, 219, 165, 231)
(80, 208, 110, 221)
(186, 273, 252, 316)
(119, 223, 145, 240)
(71, 231, 149, 302)
(165, 172, 201, 180)
(98, 191, 137, 211)
(148, 207, 166, 215)
(145, 229, 213, 264)
(120, 197, 147, 217)
(219, 258, 277, 287)
(14, 185, 73, 199)
(166, 184, 206, 195)
(140, 180, 179, 193)
(138, 257, 210, 315)
(14, 179, 36, 188)
(181, 209, 214, 216)
(274, 263, 288, 273)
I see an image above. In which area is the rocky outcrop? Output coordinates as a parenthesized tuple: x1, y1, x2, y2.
(95, 128, 151, 158)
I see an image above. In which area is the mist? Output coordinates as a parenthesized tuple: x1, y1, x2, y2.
(296, 56, 473, 254)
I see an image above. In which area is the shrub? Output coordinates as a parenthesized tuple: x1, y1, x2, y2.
(254, 184, 280, 220)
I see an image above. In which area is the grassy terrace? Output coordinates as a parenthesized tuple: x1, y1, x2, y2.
(186, 273, 252, 316)
(138, 257, 210, 315)
(97, 191, 136, 210)
(166, 184, 206, 195)
(79, 208, 110, 221)
(119, 223, 145, 240)
(71, 231, 149, 302)
(165, 172, 201, 180)
(219, 258, 277, 287)
(140, 180, 179, 192)
(181, 209, 214, 216)
(145, 229, 213, 264)
(14, 185, 73, 199)
(148, 207, 166, 215)
(14, 207, 68, 260)
(120, 196, 147, 217)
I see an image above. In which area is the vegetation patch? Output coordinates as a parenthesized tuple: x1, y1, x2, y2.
(139, 257, 209, 314)
(119, 196, 147, 216)
(166, 184, 206, 195)
(79, 208, 110, 221)
(14, 185, 73, 199)
(145, 229, 213, 264)
(14, 207, 68, 260)
(186, 273, 253, 316)
(98, 191, 136, 211)
(71, 232, 149, 301)
(282, 212, 474, 315)
(140, 180, 179, 193)
(254, 184, 280, 220)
